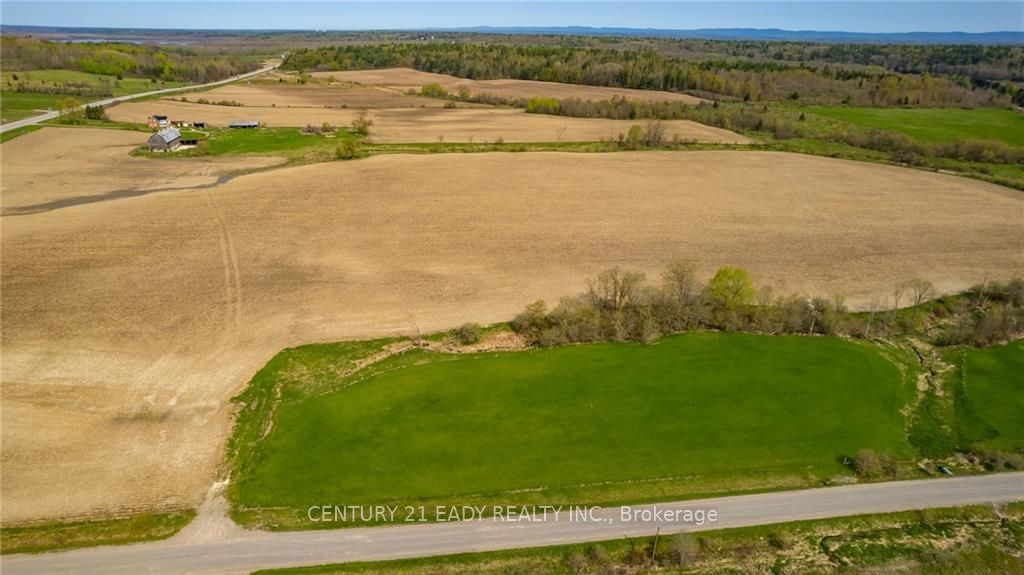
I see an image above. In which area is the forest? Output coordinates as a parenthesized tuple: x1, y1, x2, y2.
(0, 36, 261, 84)
(282, 42, 1022, 107)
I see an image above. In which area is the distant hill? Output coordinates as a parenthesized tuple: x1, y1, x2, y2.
(2, 24, 1022, 45)
(444, 26, 1024, 45)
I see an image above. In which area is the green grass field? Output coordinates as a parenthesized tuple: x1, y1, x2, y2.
(232, 333, 913, 528)
(1, 69, 186, 124)
(954, 339, 1024, 452)
(0, 91, 65, 122)
(805, 106, 1024, 147)
(203, 127, 357, 155)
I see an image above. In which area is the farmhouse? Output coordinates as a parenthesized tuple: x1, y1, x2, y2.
(229, 120, 260, 129)
(147, 114, 168, 128)
(148, 127, 181, 152)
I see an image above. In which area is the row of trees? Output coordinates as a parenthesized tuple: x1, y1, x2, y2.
(509, 263, 1024, 349)
(282, 43, 1015, 107)
(517, 97, 1024, 165)
(1, 37, 260, 84)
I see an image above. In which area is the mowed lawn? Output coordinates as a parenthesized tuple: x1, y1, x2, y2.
(955, 339, 1024, 452)
(236, 333, 911, 516)
(806, 106, 1024, 147)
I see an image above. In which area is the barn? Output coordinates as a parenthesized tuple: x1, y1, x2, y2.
(229, 120, 260, 129)
(148, 127, 181, 152)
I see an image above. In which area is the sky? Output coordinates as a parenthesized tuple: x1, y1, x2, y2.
(1, 1, 1022, 33)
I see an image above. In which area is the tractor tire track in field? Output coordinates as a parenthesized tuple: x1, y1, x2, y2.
(204, 189, 243, 332)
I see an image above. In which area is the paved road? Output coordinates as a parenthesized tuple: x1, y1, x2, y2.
(3, 473, 1021, 574)
(0, 64, 277, 134)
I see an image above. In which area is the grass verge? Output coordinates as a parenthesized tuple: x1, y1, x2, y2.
(0, 124, 44, 143)
(0, 510, 195, 555)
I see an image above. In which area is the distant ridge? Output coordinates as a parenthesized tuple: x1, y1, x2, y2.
(2, 24, 1022, 45)
(445, 26, 1024, 44)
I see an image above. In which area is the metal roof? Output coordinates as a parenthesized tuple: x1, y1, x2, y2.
(151, 127, 181, 143)
(229, 120, 260, 127)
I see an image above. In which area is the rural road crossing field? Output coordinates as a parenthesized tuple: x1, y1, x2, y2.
(3, 473, 1021, 574)
(0, 63, 278, 134)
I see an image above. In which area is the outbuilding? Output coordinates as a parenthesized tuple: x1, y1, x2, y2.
(147, 115, 168, 128)
(148, 127, 181, 152)
(229, 120, 260, 129)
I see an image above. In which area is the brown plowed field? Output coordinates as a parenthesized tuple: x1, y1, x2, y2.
(2, 148, 1021, 524)
(186, 82, 460, 109)
(106, 102, 750, 143)
(313, 67, 705, 104)
(0, 128, 283, 213)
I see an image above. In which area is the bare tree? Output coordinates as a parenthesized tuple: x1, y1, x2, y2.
(587, 267, 646, 313)
(662, 260, 698, 306)
(891, 282, 908, 312)
(908, 279, 936, 308)
(864, 295, 882, 338)
(907, 278, 936, 323)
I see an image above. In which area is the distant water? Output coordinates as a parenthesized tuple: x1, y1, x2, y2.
(68, 38, 192, 45)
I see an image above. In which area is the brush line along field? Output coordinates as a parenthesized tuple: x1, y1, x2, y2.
(233, 333, 911, 527)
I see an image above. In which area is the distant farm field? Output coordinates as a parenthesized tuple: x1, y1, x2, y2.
(954, 339, 1024, 452)
(106, 100, 749, 143)
(312, 67, 705, 104)
(233, 333, 911, 526)
(806, 106, 1024, 147)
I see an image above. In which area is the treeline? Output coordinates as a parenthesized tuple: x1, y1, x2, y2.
(282, 43, 1014, 107)
(4, 79, 114, 98)
(520, 97, 1024, 165)
(1, 37, 259, 84)
(509, 263, 1024, 348)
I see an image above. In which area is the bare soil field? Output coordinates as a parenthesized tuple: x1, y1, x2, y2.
(2, 150, 1021, 525)
(0, 128, 283, 214)
(313, 67, 706, 104)
(182, 82, 460, 109)
(107, 101, 749, 143)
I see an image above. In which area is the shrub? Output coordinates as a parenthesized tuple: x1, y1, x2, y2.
(420, 82, 449, 99)
(350, 112, 372, 136)
(525, 97, 560, 115)
(193, 140, 210, 156)
(454, 323, 482, 345)
(708, 266, 755, 311)
(83, 104, 107, 120)
(335, 140, 360, 159)
(855, 448, 882, 478)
